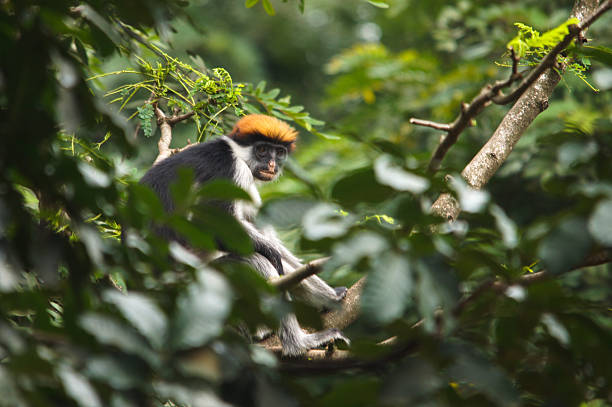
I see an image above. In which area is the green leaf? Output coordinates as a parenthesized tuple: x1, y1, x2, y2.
(262, 0, 276, 15)
(576, 45, 612, 67)
(76, 5, 122, 47)
(328, 231, 389, 269)
(137, 104, 155, 137)
(245, 0, 259, 7)
(172, 268, 233, 350)
(361, 252, 412, 324)
(130, 183, 166, 220)
(79, 313, 159, 366)
(264, 88, 281, 99)
(445, 347, 520, 406)
(311, 130, 341, 140)
(168, 217, 217, 250)
(374, 155, 429, 193)
(271, 110, 293, 121)
(193, 205, 253, 254)
(0, 367, 24, 406)
(302, 203, 354, 240)
(541, 313, 570, 347)
(538, 217, 592, 274)
(588, 199, 612, 246)
(302, 116, 325, 126)
(85, 355, 146, 390)
(259, 197, 317, 229)
(73, 38, 89, 65)
(449, 176, 489, 213)
(196, 179, 252, 202)
(490, 204, 518, 249)
(557, 141, 598, 170)
(367, 0, 390, 8)
(170, 167, 196, 213)
(381, 358, 443, 404)
(283, 105, 304, 113)
(243, 103, 262, 114)
(58, 365, 102, 407)
(103, 290, 168, 349)
(331, 167, 395, 209)
(255, 81, 267, 95)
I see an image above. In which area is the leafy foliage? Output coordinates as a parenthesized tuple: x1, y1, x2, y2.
(507, 18, 600, 90)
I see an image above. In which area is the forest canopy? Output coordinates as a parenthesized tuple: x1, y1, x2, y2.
(1, 0, 612, 406)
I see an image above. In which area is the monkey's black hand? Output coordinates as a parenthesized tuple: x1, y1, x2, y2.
(334, 286, 348, 301)
(321, 287, 349, 314)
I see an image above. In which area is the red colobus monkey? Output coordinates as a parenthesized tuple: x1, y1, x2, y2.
(140, 114, 348, 356)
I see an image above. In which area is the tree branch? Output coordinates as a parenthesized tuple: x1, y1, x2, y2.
(431, 0, 608, 221)
(412, 0, 610, 174)
(270, 258, 330, 290)
(323, 277, 365, 330)
(408, 119, 450, 132)
(152, 102, 196, 165)
(452, 248, 612, 317)
(278, 339, 419, 375)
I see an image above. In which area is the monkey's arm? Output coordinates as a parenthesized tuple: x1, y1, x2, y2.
(239, 220, 285, 276)
(258, 225, 347, 308)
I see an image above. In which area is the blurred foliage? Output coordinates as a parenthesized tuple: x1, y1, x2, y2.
(1, 0, 612, 406)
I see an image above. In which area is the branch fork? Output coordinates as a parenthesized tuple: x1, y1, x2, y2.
(152, 101, 195, 165)
(411, 1, 610, 173)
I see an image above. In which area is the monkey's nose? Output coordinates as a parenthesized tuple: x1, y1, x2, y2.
(268, 160, 276, 171)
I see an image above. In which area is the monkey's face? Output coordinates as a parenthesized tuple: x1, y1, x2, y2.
(251, 141, 288, 181)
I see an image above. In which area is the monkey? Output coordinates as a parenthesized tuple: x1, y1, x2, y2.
(140, 114, 349, 356)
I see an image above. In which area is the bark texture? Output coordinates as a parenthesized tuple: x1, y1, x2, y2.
(431, 0, 602, 221)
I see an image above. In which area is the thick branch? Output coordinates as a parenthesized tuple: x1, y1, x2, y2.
(152, 103, 196, 165)
(413, 0, 610, 174)
(278, 339, 419, 375)
(323, 277, 365, 330)
(431, 0, 607, 221)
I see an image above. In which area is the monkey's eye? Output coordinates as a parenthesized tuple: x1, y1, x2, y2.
(276, 147, 286, 160)
(256, 145, 267, 156)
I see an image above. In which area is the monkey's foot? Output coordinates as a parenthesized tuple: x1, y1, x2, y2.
(334, 286, 348, 301)
(281, 328, 350, 357)
(253, 326, 274, 342)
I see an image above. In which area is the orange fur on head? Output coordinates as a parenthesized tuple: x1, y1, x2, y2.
(229, 114, 298, 149)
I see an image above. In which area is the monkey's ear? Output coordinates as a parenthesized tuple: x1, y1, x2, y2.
(288, 141, 296, 153)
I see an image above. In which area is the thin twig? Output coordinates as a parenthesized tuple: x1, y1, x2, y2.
(114, 19, 166, 59)
(168, 111, 195, 125)
(270, 258, 330, 291)
(452, 248, 612, 317)
(408, 119, 451, 131)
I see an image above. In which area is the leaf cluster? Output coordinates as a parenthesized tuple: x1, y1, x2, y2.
(506, 18, 607, 91)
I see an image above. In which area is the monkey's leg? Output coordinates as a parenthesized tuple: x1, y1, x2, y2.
(260, 226, 348, 308)
(243, 254, 350, 356)
(292, 274, 347, 309)
(279, 314, 350, 357)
